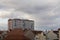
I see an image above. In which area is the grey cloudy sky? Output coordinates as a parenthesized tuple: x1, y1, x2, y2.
(0, 0, 60, 31)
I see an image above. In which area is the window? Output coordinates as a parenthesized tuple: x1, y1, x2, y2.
(23, 21, 25, 27)
(31, 23, 34, 28)
(14, 20, 17, 26)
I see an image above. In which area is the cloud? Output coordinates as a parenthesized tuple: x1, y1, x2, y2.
(0, 18, 8, 30)
(0, 0, 60, 30)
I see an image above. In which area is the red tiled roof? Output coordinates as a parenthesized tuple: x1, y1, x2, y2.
(4, 29, 30, 40)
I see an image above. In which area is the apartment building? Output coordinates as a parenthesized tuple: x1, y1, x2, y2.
(8, 19, 34, 31)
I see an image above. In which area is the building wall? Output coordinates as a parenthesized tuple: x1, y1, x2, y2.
(8, 19, 13, 30)
(12, 19, 24, 29)
(23, 20, 34, 30)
